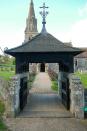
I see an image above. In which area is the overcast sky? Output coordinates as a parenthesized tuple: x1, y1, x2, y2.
(0, 0, 87, 54)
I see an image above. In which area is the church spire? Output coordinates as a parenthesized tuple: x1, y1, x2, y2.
(29, 0, 35, 18)
(24, 0, 38, 42)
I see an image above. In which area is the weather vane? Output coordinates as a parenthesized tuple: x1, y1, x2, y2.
(40, 3, 49, 33)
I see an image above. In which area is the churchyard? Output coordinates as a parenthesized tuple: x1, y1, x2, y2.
(0, 69, 87, 130)
(75, 72, 87, 88)
(0, 61, 87, 130)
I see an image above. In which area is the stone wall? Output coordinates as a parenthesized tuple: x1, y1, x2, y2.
(69, 75, 84, 119)
(48, 63, 59, 81)
(0, 77, 12, 116)
(48, 63, 59, 74)
(0, 77, 9, 100)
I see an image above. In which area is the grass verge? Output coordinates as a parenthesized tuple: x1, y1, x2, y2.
(51, 80, 58, 91)
(28, 73, 36, 89)
(74, 72, 87, 88)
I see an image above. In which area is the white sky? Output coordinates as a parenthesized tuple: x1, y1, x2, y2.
(0, 0, 87, 54)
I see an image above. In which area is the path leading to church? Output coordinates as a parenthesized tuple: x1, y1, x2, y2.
(30, 72, 55, 93)
(5, 73, 87, 131)
(19, 72, 72, 118)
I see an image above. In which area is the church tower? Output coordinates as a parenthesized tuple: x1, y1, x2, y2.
(24, 0, 38, 42)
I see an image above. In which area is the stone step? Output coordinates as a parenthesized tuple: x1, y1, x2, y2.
(19, 111, 74, 118)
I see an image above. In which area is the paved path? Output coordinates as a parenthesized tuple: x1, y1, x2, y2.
(4, 73, 87, 131)
(19, 94, 72, 118)
(5, 117, 87, 131)
(19, 72, 72, 118)
(30, 72, 56, 93)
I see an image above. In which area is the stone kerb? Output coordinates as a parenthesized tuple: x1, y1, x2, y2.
(69, 74, 84, 119)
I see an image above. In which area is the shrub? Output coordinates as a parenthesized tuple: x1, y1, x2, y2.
(28, 73, 36, 89)
(48, 69, 58, 81)
(0, 100, 7, 130)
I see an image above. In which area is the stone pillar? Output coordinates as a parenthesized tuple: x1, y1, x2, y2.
(69, 75, 84, 119)
(8, 72, 29, 117)
(8, 76, 20, 117)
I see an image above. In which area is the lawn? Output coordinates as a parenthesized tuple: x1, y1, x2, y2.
(0, 71, 15, 80)
(75, 72, 87, 88)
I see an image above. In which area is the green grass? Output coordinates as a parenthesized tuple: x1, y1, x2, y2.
(28, 73, 36, 89)
(51, 81, 58, 91)
(0, 71, 15, 80)
(0, 101, 8, 130)
(75, 72, 87, 88)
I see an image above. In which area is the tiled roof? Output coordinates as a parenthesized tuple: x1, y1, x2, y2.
(5, 33, 82, 55)
(75, 50, 87, 58)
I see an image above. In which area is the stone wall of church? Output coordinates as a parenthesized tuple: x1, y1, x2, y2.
(74, 58, 87, 72)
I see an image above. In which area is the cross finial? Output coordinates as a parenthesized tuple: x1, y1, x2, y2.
(31, 0, 33, 3)
(40, 3, 49, 34)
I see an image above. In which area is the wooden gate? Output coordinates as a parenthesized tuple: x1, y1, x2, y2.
(19, 77, 28, 110)
(61, 78, 70, 110)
